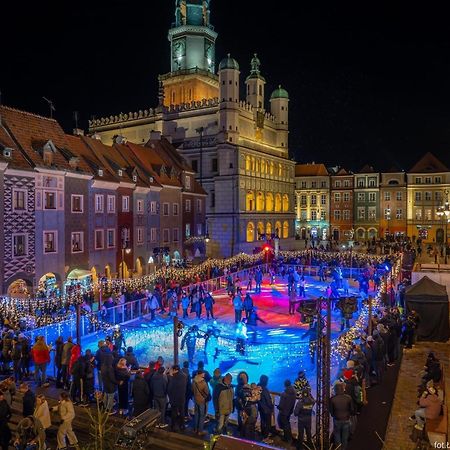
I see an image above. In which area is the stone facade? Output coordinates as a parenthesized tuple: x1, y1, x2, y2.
(330, 169, 354, 242)
(379, 172, 407, 238)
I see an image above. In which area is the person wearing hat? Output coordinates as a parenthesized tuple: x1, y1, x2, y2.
(411, 385, 442, 430)
(294, 371, 311, 399)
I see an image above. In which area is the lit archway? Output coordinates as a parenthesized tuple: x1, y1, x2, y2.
(275, 194, 282, 212)
(246, 191, 255, 211)
(266, 222, 272, 236)
(275, 221, 282, 238)
(266, 192, 274, 212)
(257, 222, 264, 238)
(356, 228, 365, 240)
(368, 228, 377, 239)
(246, 222, 255, 242)
(256, 192, 265, 211)
(245, 155, 251, 171)
(282, 194, 289, 212)
(283, 221, 289, 238)
(135, 257, 144, 277)
(118, 262, 129, 279)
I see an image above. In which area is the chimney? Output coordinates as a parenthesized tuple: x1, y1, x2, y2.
(73, 128, 84, 136)
(149, 130, 161, 141)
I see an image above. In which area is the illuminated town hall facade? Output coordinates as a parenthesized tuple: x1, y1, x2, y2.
(89, 0, 296, 257)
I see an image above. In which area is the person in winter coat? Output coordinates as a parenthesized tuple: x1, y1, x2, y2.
(213, 373, 233, 435)
(132, 371, 150, 417)
(11, 337, 23, 383)
(294, 371, 311, 399)
(277, 379, 297, 442)
(20, 382, 36, 417)
(258, 375, 274, 444)
(101, 354, 121, 414)
(115, 358, 131, 415)
(209, 368, 222, 409)
(151, 366, 168, 427)
(14, 416, 45, 450)
(124, 347, 139, 370)
(294, 389, 315, 449)
(181, 294, 190, 319)
(243, 293, 253, 319)
(413, 386, 442, 430)
(70, 349, 86, 404)
(54, 336, 64, 388)
(61, 337, 74, 390)
(167, 365, 187, 431)
(31, 336, 51, 387)
(52, 391, 78, 450)
(0, 390, 12, 450)
(329, 383, 354, 450)
(233, 293, 244, 323)
(33, 394, 51, 447)
(204, 293, 215, 319)
(182, 361, 192, 418)
(147, 292, 159, 321)
(83, 349, 96, 404)
(192, 370, 210, 436)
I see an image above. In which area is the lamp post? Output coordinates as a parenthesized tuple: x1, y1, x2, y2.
(436, 189, 450, 264)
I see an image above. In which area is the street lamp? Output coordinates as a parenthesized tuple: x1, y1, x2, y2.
(436, 189, 450, 264)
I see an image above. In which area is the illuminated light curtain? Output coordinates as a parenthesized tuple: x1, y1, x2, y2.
(246, 222, 255, 242)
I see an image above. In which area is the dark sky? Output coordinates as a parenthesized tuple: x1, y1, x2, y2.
(2, 0, 450, 171)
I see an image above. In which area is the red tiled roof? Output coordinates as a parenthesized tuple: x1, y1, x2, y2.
(409, 152, 449, 173)
(295, 163, 329, 177)
(0, 124, 31, 169)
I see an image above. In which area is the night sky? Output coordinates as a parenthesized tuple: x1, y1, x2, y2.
(2, 1, 450, 171)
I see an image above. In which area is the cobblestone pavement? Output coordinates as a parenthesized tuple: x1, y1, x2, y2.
(383, 342, 450, 450)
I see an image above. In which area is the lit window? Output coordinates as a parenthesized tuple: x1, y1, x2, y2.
(246, 222, 254, 242)
(107, 195, 115, 213)
(368, 192, 376, 202)
(343, 193, 350, 202)
(44, 191, 57, 210)
(334, 193, 341, 202)
(396, 192, 402, 201)
(185, 175, 191, 189)
(95, 194, 104, 213)
(71, 195, 83, 213)
(71, 232, 84, 253)
(334, 210, 341, 220)
(384, 192, 391, 201)
(185, 223, 191, 237)
(44, 231, 57, 253)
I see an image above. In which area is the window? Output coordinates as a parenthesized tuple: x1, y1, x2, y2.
(435, 191, 442, 202)
(95, 230, 104, 249)
(344, 180, 350, 187)
(415, 208, 422, 220)
(95, 194, 104, 213)
(425, 209, 432, 220)
(246, 222, 254, 242)
(320, 210, 326, 220)
(333, 210, 341, 220)
(415, 192, 422, 202)
(197, 199, 202, 213)
(185, 175, 191, 190)
(172, 228, 179, 243)
(137, 199, 144, 214)
(107, 195, 115, 213)
(396, 209, 403, 219)
(137, 227, 144, 244)
(311, 194, 317, 206)
(163, 203, 169, 216)
(44, 191, 57, 209)
(343, 192, 350, 202)
(122, 196, 130, 212)
(335, 180, 342, 188)
(43, 231, 57, 253)
(163, 228, 170, 243)
(425, 191, 432, 201)
(13, 234, 27, 257)
(384, 192, 391, 201)
(415, 177, 422, 184)
(311, 181, 317, 189)
(150, 228, 157, 242)
(150, 201, 156, 214)
(357, 178, 364, 187)
(212, 158, 218, 172)
(396, 191, 402, 201)
(300, 195, 307, 206)
(69, 194, 83, 213)
(343, 210, 350, 220)
(334, 193, 341, 202)
(71, 232, 84, 253)
(13, 189, 27, 211)
(210, 191, 215, 208)
(185, 223, 191, 237)
(368, 192, 376, 202)
(185, 199, 191, 212)
(357, 193, 365, 202)
(320, 181, 327, 188)
(435, 176, 442, 184)
(191, 160, 198, 173)
(321, 194, 327, 205)
(425, 177, 432, 184)
(173, 203, 179, 216)
(384, 208, 391, 220)
(197, 224, 202, 236)
(301, 181, 307, 189)
(368, 178, 376, 187)
(368, 207, 376, 220)
(357, 207, 365, 219)
(311, 210, 317, 220)
(301, 210, 307, 220)
(107, 229, 115, 248)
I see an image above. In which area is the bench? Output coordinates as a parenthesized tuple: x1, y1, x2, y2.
(426, 404, 448, 447)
